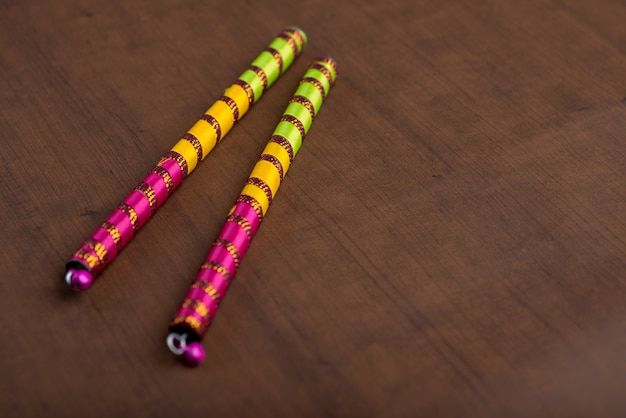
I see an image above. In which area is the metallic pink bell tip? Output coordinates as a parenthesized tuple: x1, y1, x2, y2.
(182, 342, 205, 367)
(166, 332, 205, 367)
(65, 268, 93, 290)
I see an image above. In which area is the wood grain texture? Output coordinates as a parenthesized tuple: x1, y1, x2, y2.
(1, 0, 625, 416)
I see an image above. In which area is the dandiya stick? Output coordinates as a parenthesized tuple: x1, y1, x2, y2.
(166, 56, 338, 366)
(65, 27, 308, 290)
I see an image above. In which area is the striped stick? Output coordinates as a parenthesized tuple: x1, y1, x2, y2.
(65, 27, 308, 290)
(166, 57, 339, 366)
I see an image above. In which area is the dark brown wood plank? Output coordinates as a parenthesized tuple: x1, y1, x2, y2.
(1, 0, 625, 416)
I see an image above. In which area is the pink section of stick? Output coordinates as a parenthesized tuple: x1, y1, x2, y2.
(185, 288, 220, 319)
(158, 158, 184, 189)
(174, 307, 210, 328)
(232, 201, 262, 233)
(69, 244, 104, 273)
(219, 221, 251, 258)
(124, 190, 152, 227)
(203, 245, 239, 278)
(195, 269, 231, 297)
(144, 172, 169, 208)
(91, 227, 118, 261)
(106, 209, 135, 248)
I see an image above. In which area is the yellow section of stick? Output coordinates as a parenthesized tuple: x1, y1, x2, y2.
(206, 101, 236, 137)
(241, 185, 270, 215)
(263, 142, 292, 172)
(249, 161, 281, 196)
(171, 139, 201, 172)
(226, 84, 250, 116)
(188, 120, 218, 159)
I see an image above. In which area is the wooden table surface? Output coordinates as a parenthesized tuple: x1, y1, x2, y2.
(1, 0, 625, 416)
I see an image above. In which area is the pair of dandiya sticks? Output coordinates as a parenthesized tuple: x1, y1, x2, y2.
(64, 27, 338, 367)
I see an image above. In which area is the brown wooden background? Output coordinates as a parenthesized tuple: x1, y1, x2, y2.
(1, 0, 625, 416)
